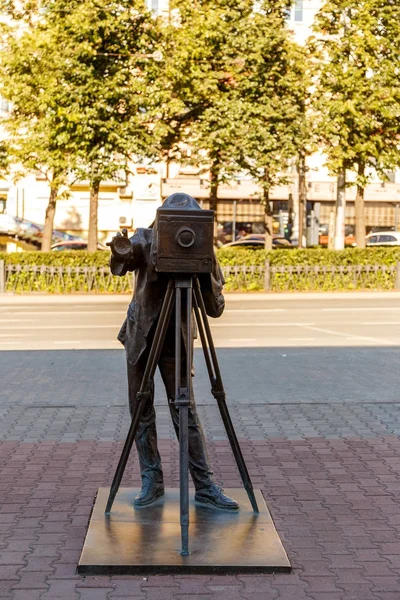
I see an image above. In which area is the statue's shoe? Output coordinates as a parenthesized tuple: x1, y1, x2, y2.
(195, 483, 239, 510)
(133, 481, 164, 507)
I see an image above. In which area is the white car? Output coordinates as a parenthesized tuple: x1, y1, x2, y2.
(0, 214, 19, 236)
(366, 231, 400, 246)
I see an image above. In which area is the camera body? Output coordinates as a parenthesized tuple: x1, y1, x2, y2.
(154, 207, 214, 274)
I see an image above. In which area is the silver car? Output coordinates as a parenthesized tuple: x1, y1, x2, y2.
(0, 214, 20, 236)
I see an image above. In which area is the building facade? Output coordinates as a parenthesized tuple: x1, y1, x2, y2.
(1, 0, 399, 249)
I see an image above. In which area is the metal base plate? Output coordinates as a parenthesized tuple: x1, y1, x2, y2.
(78, 488, 291, 574)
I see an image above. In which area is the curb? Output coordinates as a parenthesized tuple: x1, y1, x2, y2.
(1, 290, 400, 303)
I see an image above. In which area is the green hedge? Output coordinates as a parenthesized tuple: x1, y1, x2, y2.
(216, 246, 400, 266)
(1, 247, 400, 292)
(0, 250, 110, 266)
(2, 246, 400, 267)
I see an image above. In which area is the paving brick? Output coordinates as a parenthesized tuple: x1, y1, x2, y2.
(308, 595, 344, 600)
(365, 576, 400, 591)
(78, 589, 113, 600)
(108, 579, 146, 596)
(300, 561, 334, 577)
(12, 591, 47, 600)
(173, 579, 212, 595)
(109, 597, 144, 600)
(19, 556, 55, 572)
(301, 577, 342, 593)
(271, 585, 310, 600)
(41, 579, 79, 599)
(0, 551, 26, 565)
(77, 577, 112, 589)
(0, 580, 14, 599)
(334, 584, 377, 599)
(30, 544, 60, 558)
(236, 575, 276, 595)
(142, 575, 179, 587)
(12, 572, 49, 589)
(140, 590, 179, 600)
(0, 540, 33, 553)
(0, 565, 20, 580)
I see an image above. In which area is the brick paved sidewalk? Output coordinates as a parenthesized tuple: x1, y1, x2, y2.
(2, 434, 400, 599)
(2, 348, 400, 599)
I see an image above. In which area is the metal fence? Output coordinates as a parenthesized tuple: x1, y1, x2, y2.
(0, 262, 134, 294)
(1, 260, 400, 293)
(222, 262, 400, 292)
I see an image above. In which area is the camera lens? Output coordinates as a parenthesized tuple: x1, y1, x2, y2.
(176, 227, 196, 248)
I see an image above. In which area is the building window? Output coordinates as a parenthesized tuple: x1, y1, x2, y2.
(294, 0, 303, 22)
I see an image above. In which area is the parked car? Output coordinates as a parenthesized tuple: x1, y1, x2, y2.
(51, 240, 108, 251)
(223, 234, 293, 249)
(0, 214, 84, 248)
(319, 224, 356, 247)
(0, 214, 20, 236)
(366, 231, 400, 247)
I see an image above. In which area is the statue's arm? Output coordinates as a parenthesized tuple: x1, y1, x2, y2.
(198, 253, 225, 318)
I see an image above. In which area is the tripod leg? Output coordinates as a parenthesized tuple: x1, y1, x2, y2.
(105, 282, 175, 514)
(174, 278, 192, 556)
(193, 279, 259, 514)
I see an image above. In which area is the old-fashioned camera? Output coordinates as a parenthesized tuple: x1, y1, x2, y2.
(154, 206, 214, 274)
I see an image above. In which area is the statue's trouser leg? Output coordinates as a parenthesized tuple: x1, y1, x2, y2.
(158, 352, 214, 492)
(127, 352, 164, 486)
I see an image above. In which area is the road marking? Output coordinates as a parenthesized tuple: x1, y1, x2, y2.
(53, 341, 82, 345)
(0, 310, 125, 316)
(299, 324, 392, 344)
(363, 322, 400, 325)
(0, 333, 32, 337)
(213, 322, 315, 327)
(225, 309, 286, 313)
(228, 338, 257, 342)
(288, 337, 316, 341)
(0, 341, 22, 345)
(322, 307, 400, 312)
(0, 324, 117, 330)
(0, 319, 40, 323)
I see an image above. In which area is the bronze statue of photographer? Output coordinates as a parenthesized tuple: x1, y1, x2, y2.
(107, 193, 238, 510)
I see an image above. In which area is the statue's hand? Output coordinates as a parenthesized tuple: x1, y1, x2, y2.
(106, 228, 132, 259)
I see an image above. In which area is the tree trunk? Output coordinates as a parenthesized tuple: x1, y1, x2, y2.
(263, 186, 273, 251)
(88, 180, 100, 252)
(297, 153, 306, 249)
(209, 162, 219, 241)
(41, 186, 58, 252)
(355, 161, 366, 248)
(334, 169, 346, 250)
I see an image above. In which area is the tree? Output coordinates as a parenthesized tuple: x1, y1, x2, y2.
(231, 0, 310, 249)
(0, 11, 73, 250)
(0, 0, 162, 251)
(38, 0, 161, 251)
(310, 0, 400, 248)
(155, 0, 256, 238)
(156, 1, 310, 247)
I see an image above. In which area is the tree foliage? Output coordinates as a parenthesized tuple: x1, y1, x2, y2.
(0, 8, 73, 250)
(0, 0, 162, 250)
(156, 0, 308, 247)
(309, 0, 400, 247)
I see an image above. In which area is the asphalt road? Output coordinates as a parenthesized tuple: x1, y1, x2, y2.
(2, 292, 400, 429)
(1, 292, 400, 350)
